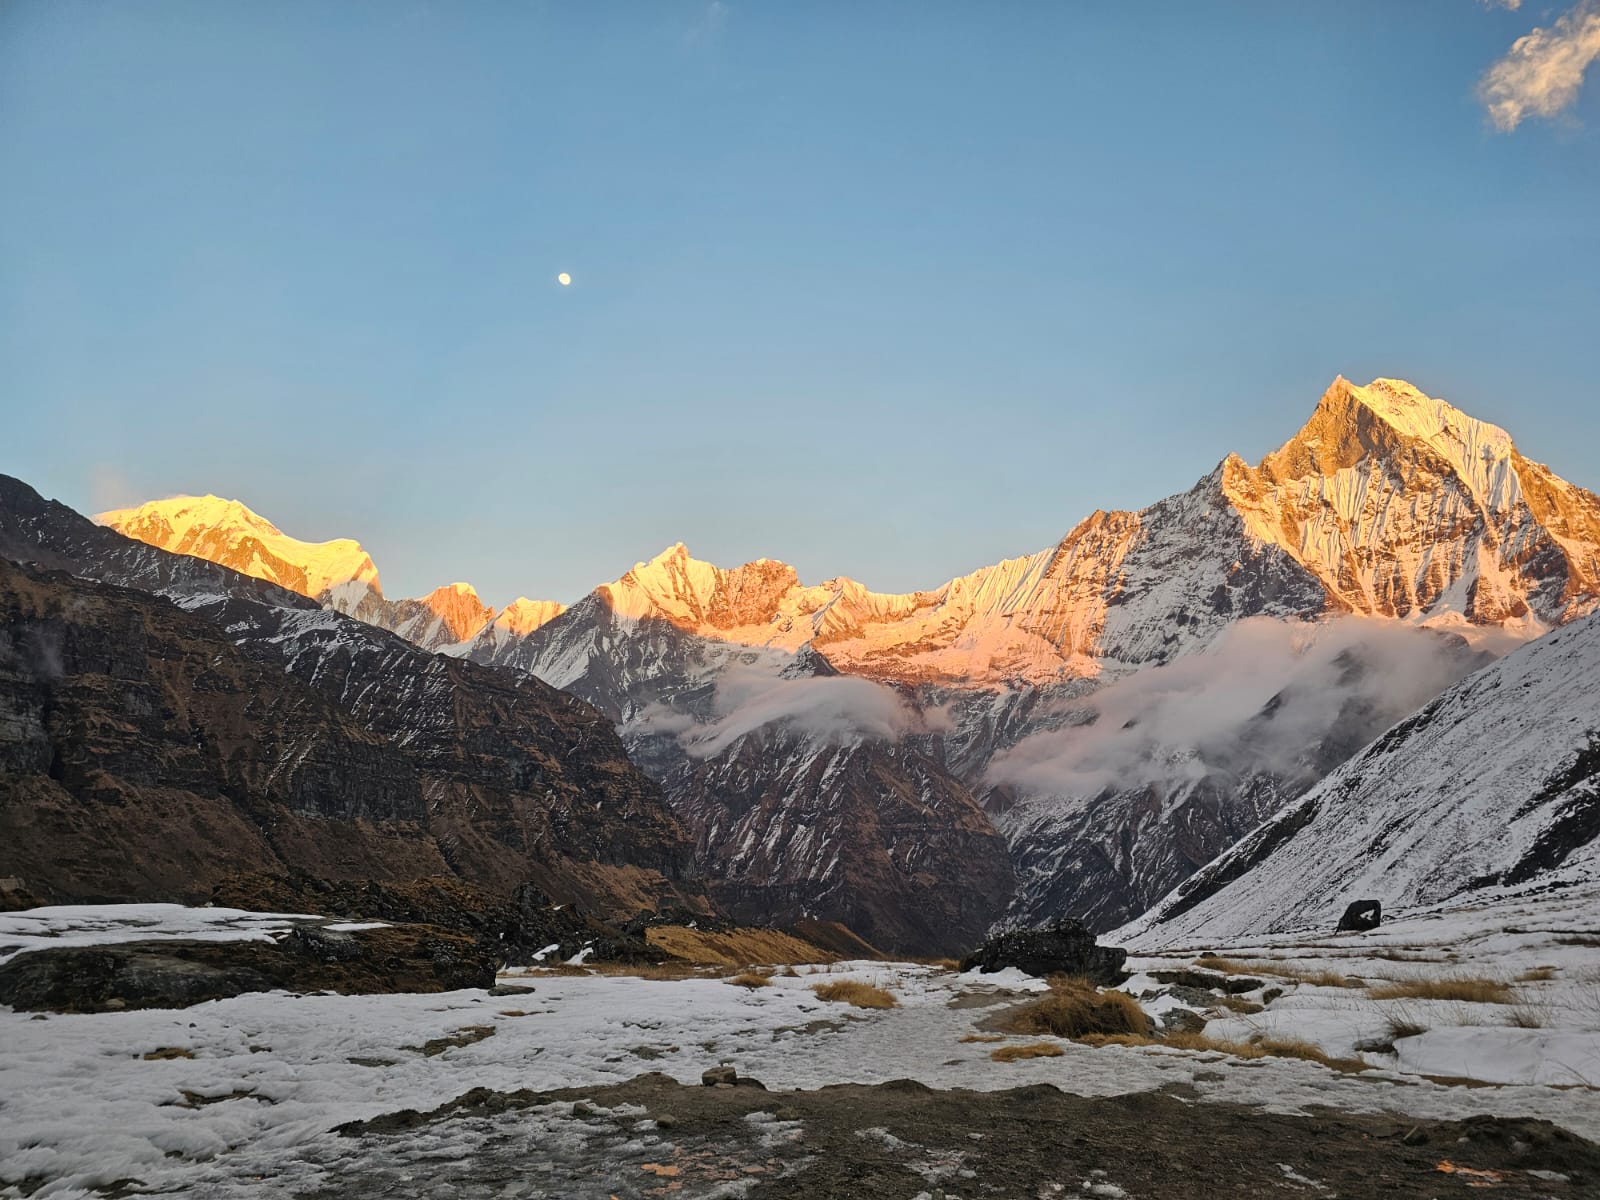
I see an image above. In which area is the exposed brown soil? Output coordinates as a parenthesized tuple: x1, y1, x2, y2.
(329, 1073, 1600, 1199)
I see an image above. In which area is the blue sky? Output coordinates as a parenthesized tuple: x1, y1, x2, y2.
(3, 1, 1597, 604)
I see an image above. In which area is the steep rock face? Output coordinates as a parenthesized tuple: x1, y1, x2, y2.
(479, 599, 1010, 953)
(1, 476, 698, 915)
(1122, 610, 1600, 947)
(661, 732, 1013, 954)
(0, 557, 443, 902)
(458, 597, 567, 660)
(1222, 378, 1600, 631)
(384, 582, 496, 651)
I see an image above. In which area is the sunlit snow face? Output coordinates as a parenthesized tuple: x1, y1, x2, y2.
(557, 272, 572, 286)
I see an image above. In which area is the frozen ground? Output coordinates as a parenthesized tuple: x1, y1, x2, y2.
(0, 905, 326, 965)
(1, 889, 1598, 1197)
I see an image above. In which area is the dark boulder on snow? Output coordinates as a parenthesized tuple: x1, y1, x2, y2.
(1336, 899, 1382, 932)
(959, 919, 1128, 985)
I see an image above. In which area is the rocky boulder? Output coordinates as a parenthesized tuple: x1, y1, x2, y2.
(959, 919, 1128, 985)
(1336, 899, 1382, 932)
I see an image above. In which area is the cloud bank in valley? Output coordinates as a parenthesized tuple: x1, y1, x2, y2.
(1479, 0, 1600, 130)
(986, 617, 1485, 801)
(633, 667, 926, 757)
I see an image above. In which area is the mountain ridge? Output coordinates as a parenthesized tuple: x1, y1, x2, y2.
(80, 375, 1600, 939)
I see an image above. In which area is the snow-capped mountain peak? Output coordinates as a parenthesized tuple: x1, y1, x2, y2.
(1220, 376, 1600, 632)
(97, 494, 380, 602)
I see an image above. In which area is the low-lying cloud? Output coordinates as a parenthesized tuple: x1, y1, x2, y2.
(1479, 0, 1600, 131)
(986, 617, 1485, 801)
(634, 667, 924, 758)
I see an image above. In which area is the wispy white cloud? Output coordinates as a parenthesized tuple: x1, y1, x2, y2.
(1479, 0, 1600, 131)
(986, 618, 1479, 799)
(632, 665, 924, 757)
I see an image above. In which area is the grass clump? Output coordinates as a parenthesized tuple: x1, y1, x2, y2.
(991, 1042, 1065, 1062)
(811, 980, 898, 1009)
(1272, 966, 1361, 988)
(1517, 965, 1557, 983)
(590, 961, 704, 981)
(959, 1034, 1006, 1044)
(1002, 979, 1150, 1039)
(726, 971, 772, 989)
(1076, 1030, 1365, 1073)
(1367, 976, 1515, 1004)
(1197, 955, 1358, 987)
(1192, 955, 1255, 975)
(1507, 1004, 1549, 1029)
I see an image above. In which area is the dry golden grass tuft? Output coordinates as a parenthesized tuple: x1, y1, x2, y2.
(1216, 995, 1266, 1015)
(1192, 955, 1255, 975)
(959, 1034, 1006, 1044)
(1003, 979, 1149, 1040)
(1271, 966, 1361, 988)
(991, 1042, 1065, 1062)
(1076, 1030, 1365, 1072)
(1507, 1004, 1549, 1029)
(1367, 977, 1515, 1004)
(726, 971, 772, 989)
(588, 961, 705, 981)
(810, 980, 898, 1009)
(1197, 955, 1358, 988)
(646, 925, 836, 967)
(1517, 965, 1558, 983)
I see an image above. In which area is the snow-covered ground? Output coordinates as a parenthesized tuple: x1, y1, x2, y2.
(2, 892, 1598, 1197)
(0, 905, 326, 965)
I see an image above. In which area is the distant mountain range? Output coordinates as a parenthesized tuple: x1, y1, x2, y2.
(7, 374, 1598, 950)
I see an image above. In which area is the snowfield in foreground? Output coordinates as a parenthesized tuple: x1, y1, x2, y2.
(1, 889, 1598, 1197)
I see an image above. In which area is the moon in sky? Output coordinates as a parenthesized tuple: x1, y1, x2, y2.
(557, 272, 572, 286)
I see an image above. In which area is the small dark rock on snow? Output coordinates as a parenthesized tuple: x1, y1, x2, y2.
(1336, 899, 1382, 932)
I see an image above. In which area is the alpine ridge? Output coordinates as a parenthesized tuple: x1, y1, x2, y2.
(89, 377, 1600, 944)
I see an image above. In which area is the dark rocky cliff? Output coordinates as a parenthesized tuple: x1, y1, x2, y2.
(0, 476, 700, 915)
